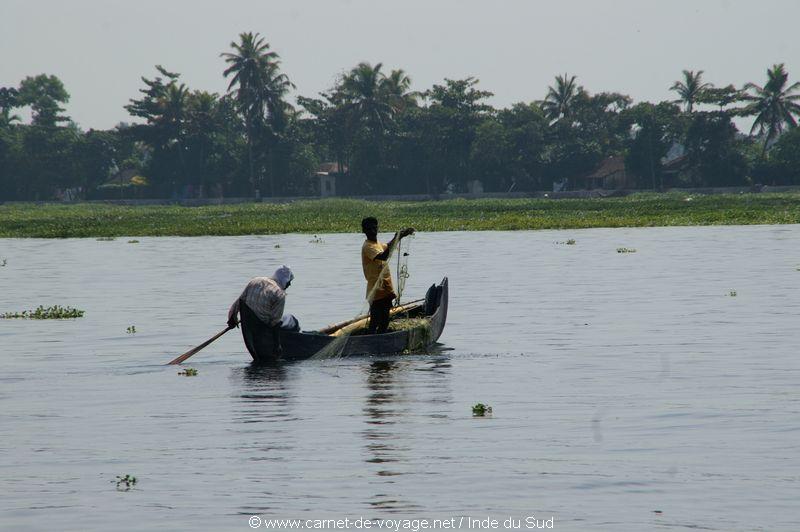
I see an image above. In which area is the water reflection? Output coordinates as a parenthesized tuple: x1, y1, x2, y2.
(232, 363, 294, 422)
(361, 358, 452, 512)
(362, 360, 414, 511)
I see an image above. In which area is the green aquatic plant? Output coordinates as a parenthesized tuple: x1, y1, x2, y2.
(115, 474, 137, 491)
(2, 305, 85, 319)
(617, 247, 637, 253)
(729, 290, 738, 297)
(127, 239, 139, 244)
(1, 259, 6, 267)
(309, 235, 324, 244)
(178, 368, 198, 376)
(472, 403, 493, 417)
(4, 193, 800, 238)
(126, 325, 136, 334)
(96, 236, 116, 241)
(566, 239, 576, 245)
(274, 244, 281, 248)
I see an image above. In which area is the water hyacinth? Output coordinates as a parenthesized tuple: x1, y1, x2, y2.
(2, 193, 800, 238)
(115, 474, 137, 491)
(472, 403, 493, 416)
(2, 305, 85, 319)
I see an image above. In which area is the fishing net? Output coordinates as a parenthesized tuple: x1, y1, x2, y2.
(310, 234, 415, 360)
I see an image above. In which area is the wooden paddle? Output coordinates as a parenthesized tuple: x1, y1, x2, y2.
(166, 325, 235, 365)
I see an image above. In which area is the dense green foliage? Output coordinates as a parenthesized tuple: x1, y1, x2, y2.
(2, 193, 800, 238)
(2, 35, 800, 201)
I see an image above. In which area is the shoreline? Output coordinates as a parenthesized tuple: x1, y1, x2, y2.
(2, 193, 800, 238)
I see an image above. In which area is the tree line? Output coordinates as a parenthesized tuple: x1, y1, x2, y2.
(2, 32, 800, 201)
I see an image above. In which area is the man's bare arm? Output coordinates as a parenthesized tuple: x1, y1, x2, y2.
(374, 228, 415, 261)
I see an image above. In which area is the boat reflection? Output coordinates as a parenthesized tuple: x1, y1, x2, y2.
(361, 357, 452, 512)
(232, 363, 296, 423)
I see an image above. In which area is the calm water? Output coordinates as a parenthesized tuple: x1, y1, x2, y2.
(1, 226, 799, 531)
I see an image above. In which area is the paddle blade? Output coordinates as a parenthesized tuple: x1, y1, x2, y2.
(166, 326, 233, 365)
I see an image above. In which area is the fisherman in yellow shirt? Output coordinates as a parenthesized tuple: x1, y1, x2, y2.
(361, 217, 415, 334)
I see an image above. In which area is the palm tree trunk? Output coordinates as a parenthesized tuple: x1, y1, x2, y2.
(269, 147, 274, 197)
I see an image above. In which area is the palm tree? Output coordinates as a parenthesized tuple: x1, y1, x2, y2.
(157, 83, 189, 183)
(541, 74, 584, 123)
(380, 69, 417, 114)
(340, 62, 394, 132)
(670, 70, 712, 113)
(741, 63, 800, 153)
(221, 32, 293, 195)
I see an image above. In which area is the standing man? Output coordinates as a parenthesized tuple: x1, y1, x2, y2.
(361, 217, 415, 334)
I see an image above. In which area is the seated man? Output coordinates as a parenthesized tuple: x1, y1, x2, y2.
(227, 265, 299, 332)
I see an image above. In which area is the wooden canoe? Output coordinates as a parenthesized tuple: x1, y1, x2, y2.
(239, 277, 449, 363)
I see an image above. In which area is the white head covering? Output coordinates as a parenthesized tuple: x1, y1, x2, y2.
(271, 265, 294, 290)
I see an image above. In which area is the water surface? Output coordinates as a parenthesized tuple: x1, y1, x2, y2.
(1, 226, 799, 531)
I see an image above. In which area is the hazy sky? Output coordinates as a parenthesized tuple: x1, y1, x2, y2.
(2, 0, 798, 130)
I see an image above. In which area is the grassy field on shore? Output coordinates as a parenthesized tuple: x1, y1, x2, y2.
(2, 193, 800, 238)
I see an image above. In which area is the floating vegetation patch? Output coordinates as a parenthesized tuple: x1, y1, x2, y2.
(472, 403, 493, 417)
(2, 305, 85, 319)
(96, 237, 116, 241)
(729, 290, 738, 297)
(127, 239, 139, 244)
(115, 474, 137, 491)
(556, 239, 576, 245)
(274, 244, 281, 248)
(4, 193, 800, 238)
(178, 368, 198, 376)
(309, 235, 324, 244)
(1, 259, 6, 267)
(126, 325, 137, 334)
(617, 247, 637, 253)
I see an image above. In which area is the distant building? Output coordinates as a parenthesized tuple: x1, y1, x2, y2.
(582, 156, 632, 190)
(662, 142, 687, 165)
(466, 180, 484, 194)
(102, 168, 144, 188)
(315, 162, 348, 197)
(97, 168, 150, 199)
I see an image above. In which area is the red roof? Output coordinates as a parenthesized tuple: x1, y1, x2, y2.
(316, 162, 348, 174)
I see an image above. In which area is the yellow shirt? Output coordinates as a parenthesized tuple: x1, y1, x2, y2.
(362, 240, 396, 303)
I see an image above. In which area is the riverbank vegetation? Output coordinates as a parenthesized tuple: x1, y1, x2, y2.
(2, 33, 800, 202)
(2, 193, 800, 238)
